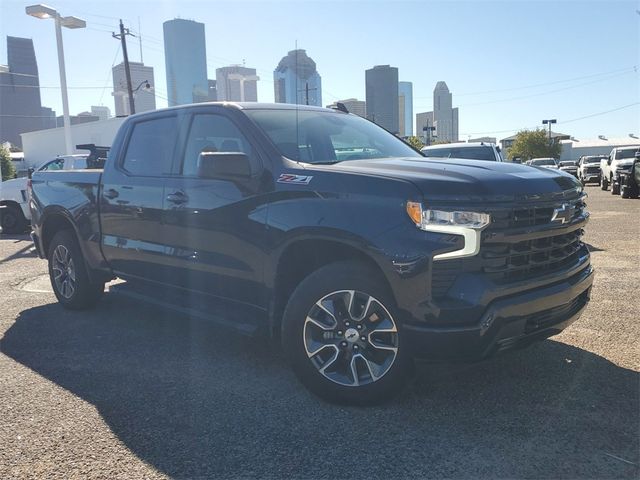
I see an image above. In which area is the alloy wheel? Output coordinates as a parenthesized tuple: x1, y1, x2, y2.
(303, 290, 398, 387)
(52, 245, 76, 299)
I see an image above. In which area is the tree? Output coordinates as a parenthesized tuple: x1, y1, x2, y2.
(0, 144, 17, 181)
(405, 136, 424, 150)
(507, 129, 562, 161)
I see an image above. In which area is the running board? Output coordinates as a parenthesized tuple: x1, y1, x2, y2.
(108, 281, 264, 336)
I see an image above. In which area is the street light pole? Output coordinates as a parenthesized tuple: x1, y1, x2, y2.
(542, 118, 557, 146)
(26, 4, 85, 155)
(53, 14, 73, 155)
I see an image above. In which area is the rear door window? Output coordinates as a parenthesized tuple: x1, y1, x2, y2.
(122, 115, 179, 176)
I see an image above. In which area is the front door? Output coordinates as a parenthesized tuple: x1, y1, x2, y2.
(161, 111, 271, 307)
(100, 113, 179, 282)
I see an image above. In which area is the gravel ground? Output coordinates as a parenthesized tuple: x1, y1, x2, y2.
(0, 185, 638, 480)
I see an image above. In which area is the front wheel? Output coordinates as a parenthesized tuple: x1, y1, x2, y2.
(601, 176, 609, 190)
(611, 179, 620, 195)
(48, 230, 104, 310)
(281, 262, 411, 405)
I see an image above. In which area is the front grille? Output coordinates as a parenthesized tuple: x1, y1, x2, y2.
(524, 290, 589, 333)
(481, 229, 584, 283)
(585, 166, 600, 174)
(430, 197, 588, 298)
(488, 197, 585, 230)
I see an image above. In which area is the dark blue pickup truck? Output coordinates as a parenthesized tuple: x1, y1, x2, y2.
(30, 103, 594, 404)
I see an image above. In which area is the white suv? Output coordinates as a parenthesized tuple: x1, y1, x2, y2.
(601, 146, 640, 194)
(421, 142, 504, 162)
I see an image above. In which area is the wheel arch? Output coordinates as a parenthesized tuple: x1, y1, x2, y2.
(269, 236, 395, 336)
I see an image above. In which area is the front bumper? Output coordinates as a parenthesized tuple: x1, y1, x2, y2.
(582, 173, 600, 182)
(403, 262, 594, 361)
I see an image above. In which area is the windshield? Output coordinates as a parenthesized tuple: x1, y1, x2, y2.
(245, 109, 421, 164)
(559, 161, 577, 167)
(531, 159, 557, 166)
(422, 146, 496, 161)
(615, 148, 640, 160)
(582, 157, 605, 164)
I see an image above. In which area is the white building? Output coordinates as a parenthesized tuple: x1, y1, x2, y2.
(90, 106, 111, 121)
(112, 61, 156, 116)
(558, 135, 640, 161)
(398, 81, 413, 137)
(21, 117, 125, 168)
(416, 81, 459, 143)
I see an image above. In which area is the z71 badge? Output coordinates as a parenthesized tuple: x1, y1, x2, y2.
(277, 174, 313, 185)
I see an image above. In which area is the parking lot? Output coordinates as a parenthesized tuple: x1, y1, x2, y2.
(0, 185, 638, 479)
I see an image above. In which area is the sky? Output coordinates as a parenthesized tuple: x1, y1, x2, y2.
(1, 0, 639, 141)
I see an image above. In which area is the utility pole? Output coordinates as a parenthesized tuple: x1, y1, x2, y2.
(298, 82, 318, 105)
(423, 120, 436, 146)
(113, 20, 135, 115)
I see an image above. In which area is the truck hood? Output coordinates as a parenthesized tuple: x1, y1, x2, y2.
(324, 157, 581, 203)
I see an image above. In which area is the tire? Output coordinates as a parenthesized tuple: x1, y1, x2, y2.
(621, 186, 630, 199)
(281, 261, 411, 405)
(47, 230, 104, 310)
(611, 180, 620, 195)
(1, 204, 27, 234)
(601, 176, 608, 190)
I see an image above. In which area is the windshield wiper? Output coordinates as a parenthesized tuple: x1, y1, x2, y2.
(310, 160, 343, 165)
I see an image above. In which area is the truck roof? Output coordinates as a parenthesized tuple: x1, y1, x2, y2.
(126, 102, 342, 119)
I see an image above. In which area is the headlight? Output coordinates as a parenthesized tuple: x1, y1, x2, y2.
(406, 202, 491, 260)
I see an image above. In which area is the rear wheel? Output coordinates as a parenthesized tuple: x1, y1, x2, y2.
(1, 204, 27, 234)
(48, 230, 104, 310)
(281, 262, 411, 405)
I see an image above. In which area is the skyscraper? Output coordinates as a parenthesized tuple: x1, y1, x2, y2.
(163, 19, 208, 106)
(216, 65, 259, 102)
(274, 49, 322, 106)
(208, 79, 217, 101)
(112, 61, 156, 116)
(416, 81, 459, 143)
(365, 65, 399, 134)
(398, 81, 413, 137)
(0, 36, 43, 147)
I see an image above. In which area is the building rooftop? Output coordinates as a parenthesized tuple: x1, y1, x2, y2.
(559, 136, 640, 148)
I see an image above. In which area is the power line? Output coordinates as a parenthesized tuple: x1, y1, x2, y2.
(459, 102, 640, 136)
(413, 65, 638, 99)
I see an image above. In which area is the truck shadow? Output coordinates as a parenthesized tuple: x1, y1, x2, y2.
(1, 294, 638, 479)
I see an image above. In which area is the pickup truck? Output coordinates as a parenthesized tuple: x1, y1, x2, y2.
(577, 155, 606, 185)
(620, 153, 640, 199)
(601, 145, 640, 194)
(30, 103, 594, 404)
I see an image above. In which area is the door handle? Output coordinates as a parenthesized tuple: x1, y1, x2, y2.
(103, 188, 119, 199)
(166, 190, 188, 204)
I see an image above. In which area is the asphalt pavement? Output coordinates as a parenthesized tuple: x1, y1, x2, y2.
(0, 185, 638, 479)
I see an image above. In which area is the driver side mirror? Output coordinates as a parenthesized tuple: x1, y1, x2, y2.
(197, 151, 252, 180)
(27, 167, 35, 178)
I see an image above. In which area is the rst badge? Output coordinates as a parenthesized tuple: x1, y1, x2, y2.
(277, 174, 313, 185)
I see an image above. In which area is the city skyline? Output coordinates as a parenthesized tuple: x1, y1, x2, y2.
(1, 1, 638, 142)
(274, 49, 322, 107)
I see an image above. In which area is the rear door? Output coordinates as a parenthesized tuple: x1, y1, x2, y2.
(160, 109, 271, 307)
(100, 112, 180, 282)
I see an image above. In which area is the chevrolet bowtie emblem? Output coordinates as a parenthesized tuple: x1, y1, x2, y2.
(551, 203, 574, 224)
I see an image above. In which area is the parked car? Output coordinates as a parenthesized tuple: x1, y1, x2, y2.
(577, 155, 606, 185)
(1, 145, 108, 234)
(420, 142, 503, 161)
(600, 145, 640, 194)
(528, 158, 559, 169)
(30, 103, 593, 404)
(558, 160, 578, 177)
(620, 153, 640, 199)
(0, 166, 3, 234)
